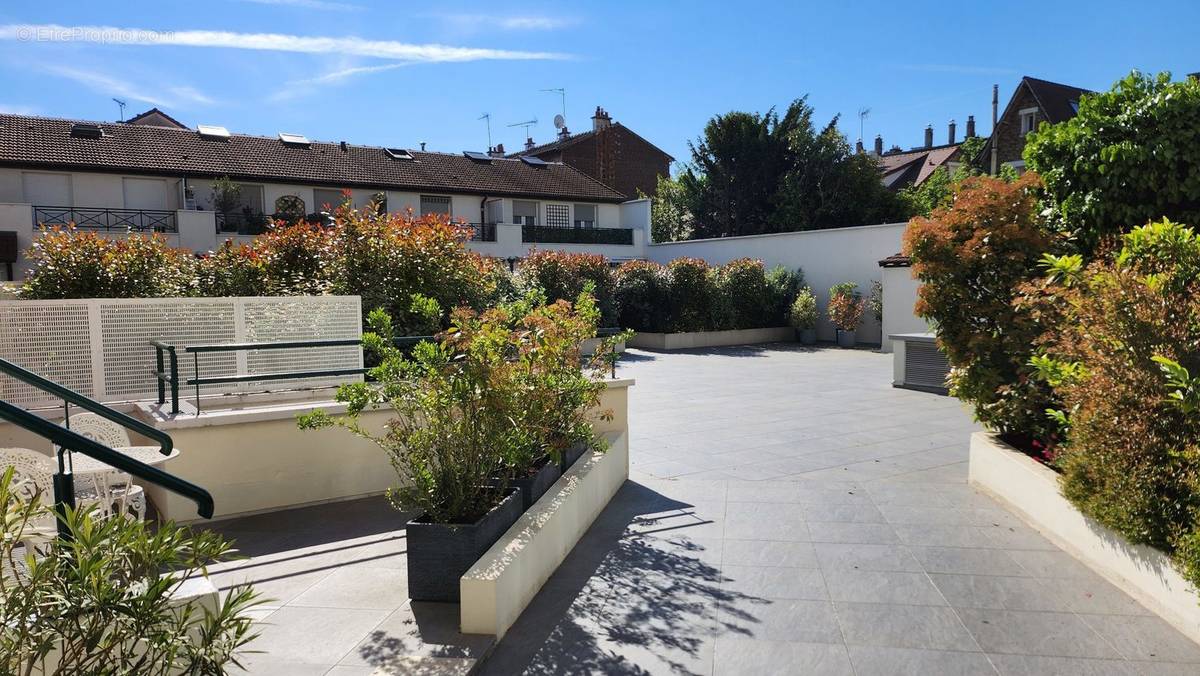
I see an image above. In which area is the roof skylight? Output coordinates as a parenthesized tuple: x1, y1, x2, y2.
(198, 124, 230, 140)
(70, 123, 103, 139)
(385, 147, 414, 160)
(520, 155, 548, 167)
(279, 132, 310, 146)
(463, 151, 491, 162)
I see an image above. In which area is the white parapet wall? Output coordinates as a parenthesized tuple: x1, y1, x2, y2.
(879, 264, 928, 353)
(648, 222, 910, 345)
(969, 432, 1200, 644)
(627, 327, 794, 351)
(461, 379, 632, 637)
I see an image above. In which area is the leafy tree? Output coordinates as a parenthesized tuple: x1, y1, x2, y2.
(1025, 71, 1200, 255)
(676, 97, 909, 238)
(648, 173, 693, 243)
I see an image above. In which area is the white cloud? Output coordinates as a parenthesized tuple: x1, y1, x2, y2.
(428, 13, 578, 32)
(236, 0, 363, 10)
(42, 65, 212, 108)
(1, 24, 570, 62)
(0, 103, 37, 115)
(268, 62, 411, 102)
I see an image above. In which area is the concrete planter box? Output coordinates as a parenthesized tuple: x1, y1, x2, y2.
(407, 490, 524, 603)
(969, 432, 1200, 644)
(461, 428, 630, 638)
(797, 328, 817, 345)
(836, 329, 857, 348)
(627, 327, 793, 351)
(558, 440, 588, 474)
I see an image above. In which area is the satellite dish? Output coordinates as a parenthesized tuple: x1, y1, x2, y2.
(553, 114, 565, 130)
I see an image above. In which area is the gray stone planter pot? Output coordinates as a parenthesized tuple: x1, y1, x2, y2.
(558, 441, 590, 473)
(406, 490, 523, 602)
(511, 458, 561, 511)
(836, 329, 857, 348)
(798, 328, 817, 345)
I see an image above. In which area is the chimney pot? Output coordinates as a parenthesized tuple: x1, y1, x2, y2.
(948, 119, 957, 145)
(339, 140, 347, 151)
(488, 143, 505, 158)
(966, 115, 976, 138)
(874, 135, 883, 155)
(525, 136, 535, 150)
(592, 106, 612, 132)
(924, 125, 933, 149)
(558, 125, 570, 138)
(419, 141, 426, 151)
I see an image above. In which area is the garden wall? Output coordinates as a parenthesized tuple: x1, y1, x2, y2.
(647, 222, 911, 345)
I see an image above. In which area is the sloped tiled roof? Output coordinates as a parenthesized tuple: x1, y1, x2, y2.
(0, 113, 629, 202)
(517, 129, 596, 157)
(877, 143, 961, 190)
(1022, 76, 1092, 124)
(878, 252, 911, 267)
(124, 107, 189, 129)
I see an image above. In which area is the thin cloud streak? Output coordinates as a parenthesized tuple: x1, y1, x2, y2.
(432, 14, 578, 31)
(236, 0, 363, 10)
(42, 65, 214, 108)
(268, 62, 411, 102)
(0, 24, 571, 62)
(896, 63, 1018, 76)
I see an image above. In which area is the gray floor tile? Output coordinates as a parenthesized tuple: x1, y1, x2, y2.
(1078, 614, 1200, 662)
(808, 521, 901, 544)
(847, 645, 997, 675)
(834, 602, 981, 651)
(930, 574, 1077, 612)
(251, 606, 391, 665)
(813, 543, 923, 573)
(720, 564, 829, 600)
(955, 608, 1121, 659)
(824, 569, 948, 605)
(987, 654, 1144, 675)
(713, 639, 854, 676)
(722, 539, 819, 568)
(288, 567, 407, 610)
(715, 598, 844, 643)
(340, 602, 494, 666)
(911, 546, 1033, 577)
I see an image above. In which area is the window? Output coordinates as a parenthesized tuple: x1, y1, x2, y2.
(513, 200, 538, 226)
(420, 195, 451, 218)
(1019, 107, 1038, 136)
(314, 189, 344, 213)
(573, 204, 596, 228)
(546, 204, 570, 228)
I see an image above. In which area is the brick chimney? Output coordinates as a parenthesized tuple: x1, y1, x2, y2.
(558, 125, 570, 139)
(524, 136, 535, 150)
(966, 115, 976, 138)
(855, 139, 864, 154)
(592, 106, 612, 132)
(874, 135, 883, 155)
(923, 125, 933, 148)
(948, 120, 956, 145)
(488, 143, 505, 158)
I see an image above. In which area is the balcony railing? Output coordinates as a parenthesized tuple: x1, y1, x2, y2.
(522, 225, 633, 245)
(34, 206, 178, 233)
(215, 211, 271, 235)
(466, 222, 497, 242)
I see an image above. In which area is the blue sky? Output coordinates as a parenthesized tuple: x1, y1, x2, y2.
(1, 1, 1198, 169)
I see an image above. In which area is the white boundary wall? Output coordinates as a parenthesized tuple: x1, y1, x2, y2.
(647, 223, 909, 345)
(0, 296, 362, 408)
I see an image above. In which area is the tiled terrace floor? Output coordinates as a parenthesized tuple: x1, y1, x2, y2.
(212, 345, 1200, 675)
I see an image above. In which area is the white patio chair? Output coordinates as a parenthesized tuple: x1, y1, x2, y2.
(60, 413, 147, 521)
(0, 447, 60, 552)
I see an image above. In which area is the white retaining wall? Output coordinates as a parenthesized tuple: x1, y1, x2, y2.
(0, 296, 362, 409)
(647, 222, 910, 345)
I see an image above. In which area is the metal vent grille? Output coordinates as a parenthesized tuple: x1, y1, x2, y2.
(904, 341, 950, 391)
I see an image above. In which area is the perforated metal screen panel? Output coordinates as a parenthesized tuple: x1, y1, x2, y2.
(0, 296, 362, 408)
(903, 341, 950, 391)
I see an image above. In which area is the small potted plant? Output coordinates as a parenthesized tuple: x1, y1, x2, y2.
(789, 287, 818, 344)
(827, 282, 864, 348)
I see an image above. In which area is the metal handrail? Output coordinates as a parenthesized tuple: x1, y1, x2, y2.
(0, 358, 173, 456)
(0, 401, 213, 520)
(33, 205, 179, 233)
(0, 357, 214, 534)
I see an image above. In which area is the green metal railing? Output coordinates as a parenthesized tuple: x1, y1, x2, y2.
(0, 358, 214, 537)
(152, 329, 623, 415)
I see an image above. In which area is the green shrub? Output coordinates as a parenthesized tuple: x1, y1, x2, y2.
(1, 469, 261, 673)
(904, 173, 1061, 441)
(665, 257, 719, 332)
(518, 250, 617, 325)
(789, 287, 817, 329)
(766, 265, 805, 326)
(1029, 219, 1200, 586)
(827, 282, 864, 331)
(195, 240, 267, 297)
(1025, 71, 1200, 256)
(614, 259, 669, 332)
(21, 227, 196, 299)
(715, 258, 772, 329)
(300, 292, 620, 524)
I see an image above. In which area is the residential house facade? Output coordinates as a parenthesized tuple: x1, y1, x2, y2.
(873, 117, 977, 190)
(0, 112, 652, 280)
(976, 76, 1091, 172)
(514, 107, 673, 199)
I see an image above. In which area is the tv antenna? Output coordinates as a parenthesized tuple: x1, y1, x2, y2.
(857, 107, 871, 142)
(478, 113, 492, 149)
(541, 87, 566, 124)
(113, 98, 127, 121)
(507, 117, 538, 139)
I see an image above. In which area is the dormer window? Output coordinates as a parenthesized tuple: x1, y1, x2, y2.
(1019, 107, 1038, 136)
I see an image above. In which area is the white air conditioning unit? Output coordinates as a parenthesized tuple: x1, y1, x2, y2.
(890, 333, 949, 394)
